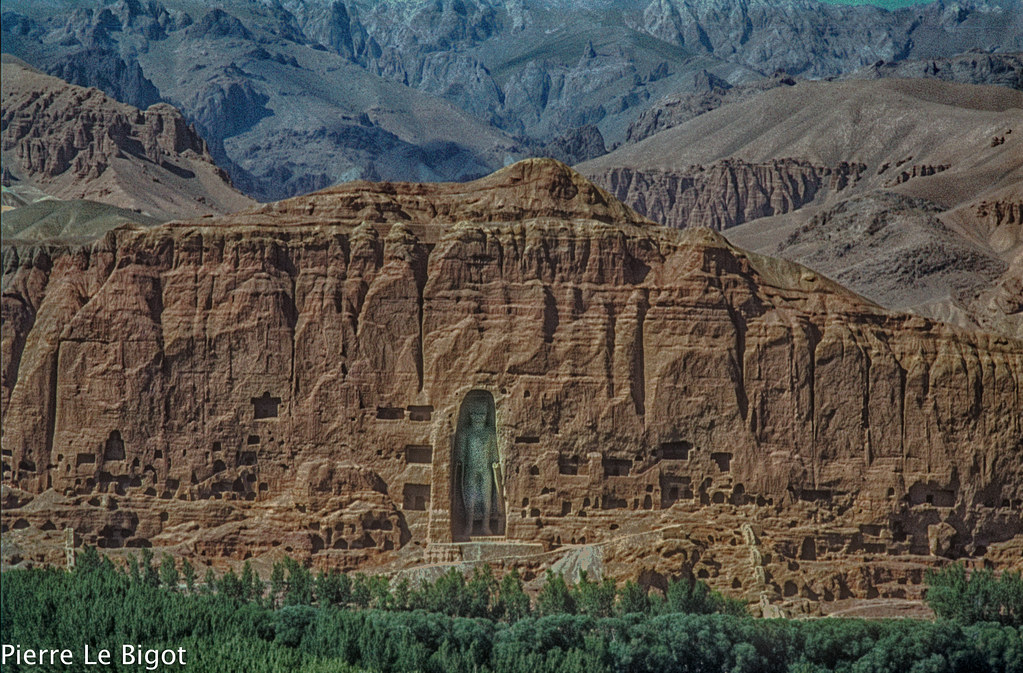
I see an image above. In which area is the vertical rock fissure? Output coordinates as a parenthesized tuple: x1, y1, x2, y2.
(1, 297, 34, 421)
(899, 361, 908, 466)
(542, 286, 559, 343)
(718, 285, 748, 422)
(633, 292, 647, 417)
(413, 242, 430, 394)
(862, 350, 872, 467)
(289, 267, 298, 402)
(807, 323, 821, 489)
(45, 343, 60, 466)
(605, 302, 616, 399)
(417, 274, 426, 393)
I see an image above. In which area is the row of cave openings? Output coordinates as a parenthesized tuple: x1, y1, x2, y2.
(376, 403, 438, 512)
(541, 441, 732, 478)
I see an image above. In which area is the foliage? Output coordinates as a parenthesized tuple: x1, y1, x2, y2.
(1, 548, 1019, 673)
(925, 563, 1023, 627)
(536, 569, 576, 616)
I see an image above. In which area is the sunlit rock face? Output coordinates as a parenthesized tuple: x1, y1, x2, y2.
(3, 160, 1021, 613)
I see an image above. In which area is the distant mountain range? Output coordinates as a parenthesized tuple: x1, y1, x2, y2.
(3, 0, 1020, 200)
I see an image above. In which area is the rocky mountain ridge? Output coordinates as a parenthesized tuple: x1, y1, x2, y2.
(3, 0, 1020, 200)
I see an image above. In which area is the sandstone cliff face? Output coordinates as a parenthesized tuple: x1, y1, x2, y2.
(2, 161, 1021, 612)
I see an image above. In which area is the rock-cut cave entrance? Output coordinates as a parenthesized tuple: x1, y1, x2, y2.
(451, 390, 505, 541)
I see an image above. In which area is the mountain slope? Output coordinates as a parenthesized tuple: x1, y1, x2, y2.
(1, 198, 162, 243)
(579, 78, 1023, 334)
(2, 0, 1019, 200)
(1, 57, 254, 220)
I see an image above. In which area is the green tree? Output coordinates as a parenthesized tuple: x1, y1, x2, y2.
(75, 545, 102, 573)
(269, 560, 287, 607)
(571, 571, 617, 618)
(390, 577, 411, 611)
(202, 567, 217, 594)
(140, 547, 159, 587)
(351, 574, 372, 608)
(159, 553, 179, 590)
(466, 565, 498, 618)
(284, 557, 314, 606)
(314, 569, 352, 607)
(366, 574, 391, 609)
(413, 568, 471, 616)
(616, 580, 650, 615)
(181, 558, 197, 593)
(274, 605, 317, 648)
(537, 570, 576, 616)
(926, 563, 1023, 627)
(661, 575, 744, 616)
(495, 568, 531, 622)
(241, 561, 262, 603)
(219, 568, 245, 600)
(127, 553, 141, 584)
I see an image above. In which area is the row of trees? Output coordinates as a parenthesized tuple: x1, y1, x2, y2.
(81, 546, 743, 621)
(2, 550, 1020, 672)
(121, 546, 1021, 628)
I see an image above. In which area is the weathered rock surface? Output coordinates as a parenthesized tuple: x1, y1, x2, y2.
(1, 58, 254, 220)
(598, 159, 866, 230)
(848, 51, 1023, 91)
(46, 47, 162, 111)
(633, 0, 1022, 78)
(625, 52, 1023, 147)
(769, 192, 1012, 334)
(3, 160, 1021, 613)
(624, 74, 798, 145)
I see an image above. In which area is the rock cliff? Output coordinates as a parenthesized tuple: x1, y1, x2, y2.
(2, 160, 1021, 614)
(598, 159, 866, 230)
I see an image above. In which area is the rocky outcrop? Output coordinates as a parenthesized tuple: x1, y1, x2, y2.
(595, 160, 866, 230)
(973, 198, 1023, 254)
(583, 78, 1023, 338)
(968, 250, 1023, 338)
(3, 160, 1021, 610)
(625, 75, 796, 145)
(881, 164, 951, 188)
(626, 51, 1023, 148)
(849, 51, 1023, 91)
(1, 59, 254, 220)
(633, 0, 1023, 78)
(47, 47, 162, 111)
(535, 124, 607, 165)
(773, 192, 1011, 329)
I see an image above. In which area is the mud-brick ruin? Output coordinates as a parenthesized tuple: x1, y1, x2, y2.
(3, 161, 1022, 615)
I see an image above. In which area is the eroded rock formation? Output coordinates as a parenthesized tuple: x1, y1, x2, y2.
(597, 160, 866, 230)
(2, 160, 1021, 614)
